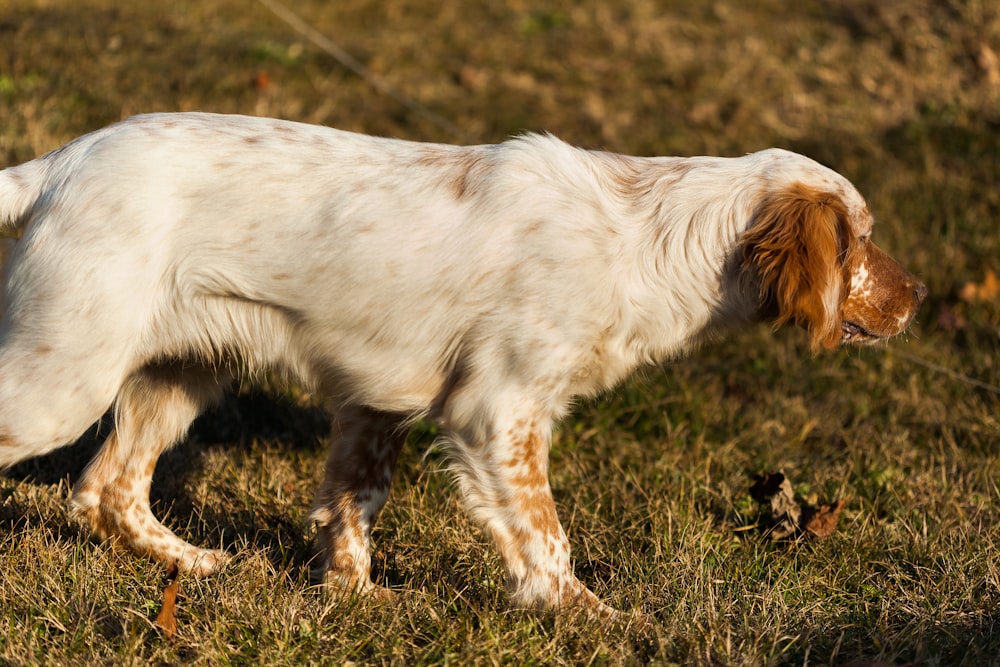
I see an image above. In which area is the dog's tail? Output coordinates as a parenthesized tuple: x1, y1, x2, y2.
(0, 159, 46, 235)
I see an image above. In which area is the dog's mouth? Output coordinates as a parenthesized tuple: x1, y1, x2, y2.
(841, 320, 882, 344)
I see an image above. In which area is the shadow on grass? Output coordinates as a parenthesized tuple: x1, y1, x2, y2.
(797, 610, 1000, 666)
(0, 389, 331, 573)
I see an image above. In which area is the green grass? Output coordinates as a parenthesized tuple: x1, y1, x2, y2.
(1, 0, 999, 664)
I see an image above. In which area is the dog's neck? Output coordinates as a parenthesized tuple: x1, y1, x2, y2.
(598, 153, 766, 365)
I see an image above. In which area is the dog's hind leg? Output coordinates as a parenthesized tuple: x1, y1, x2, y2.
(0, 334, 132, 469)
(309, 404, 407, 600)
(0, 232, 162, 469)
(70, 364, 231, 575)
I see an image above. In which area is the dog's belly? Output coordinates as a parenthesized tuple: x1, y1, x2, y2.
(153, 287, 456, 415)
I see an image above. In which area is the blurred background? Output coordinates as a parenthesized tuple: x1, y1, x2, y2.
(0, 1, 997, 664)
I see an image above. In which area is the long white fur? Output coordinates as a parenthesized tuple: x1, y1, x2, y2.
(0, 115, 796, 457)
(0, 113, 908, 613)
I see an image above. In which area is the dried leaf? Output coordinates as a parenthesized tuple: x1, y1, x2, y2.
(252, 71, 272, 92)
(156, 563, 180, 639)
(749, 471, 845, 541)
(750, 472, 800, 540)
(802, 499, 844, 538)
(958, 269, 1000, 303)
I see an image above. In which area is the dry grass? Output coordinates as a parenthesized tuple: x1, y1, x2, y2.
(1, 0, 999, 664)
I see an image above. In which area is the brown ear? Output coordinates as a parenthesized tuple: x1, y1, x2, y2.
(741, 183, 850, 350)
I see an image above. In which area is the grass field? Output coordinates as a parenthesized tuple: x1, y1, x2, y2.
(1, 0, 998, 664)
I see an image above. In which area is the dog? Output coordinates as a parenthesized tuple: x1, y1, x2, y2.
(0, 113, 925, 616)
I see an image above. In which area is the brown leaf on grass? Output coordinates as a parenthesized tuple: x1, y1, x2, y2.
(750, 472, 801, 540)
(749, 471, 844, 541)
(156, 563, 180, 639)
(252, 71, 272, 92)
(958, 269, 1000, 303)
(802, 499, 845, 538)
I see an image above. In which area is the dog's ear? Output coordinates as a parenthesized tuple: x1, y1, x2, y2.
(741, 183, 851, 350)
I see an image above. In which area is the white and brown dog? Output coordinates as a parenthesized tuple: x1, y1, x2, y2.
(0, 113, 924, 616)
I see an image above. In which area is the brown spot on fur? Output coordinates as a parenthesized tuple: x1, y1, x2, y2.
(599, 152, 694, 204)
(412, 146, 493, 200)
(507, 431, 547, 486)
(8, 169, 27, 189)
(512, 489, 560, 538)
(451, 151, 492, 199)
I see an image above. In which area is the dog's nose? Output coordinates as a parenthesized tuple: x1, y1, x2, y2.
(913, 281, 928, 306)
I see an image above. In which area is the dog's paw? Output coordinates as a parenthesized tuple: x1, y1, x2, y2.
(178, 547, 231, 577)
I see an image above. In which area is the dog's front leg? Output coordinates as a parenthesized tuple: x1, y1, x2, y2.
(444, 400, 614, 617)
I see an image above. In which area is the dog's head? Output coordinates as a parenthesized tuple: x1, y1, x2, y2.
(741, 178, 926, 350)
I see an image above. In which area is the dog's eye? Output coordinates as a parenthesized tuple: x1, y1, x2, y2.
(858, 234, 871, 244)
